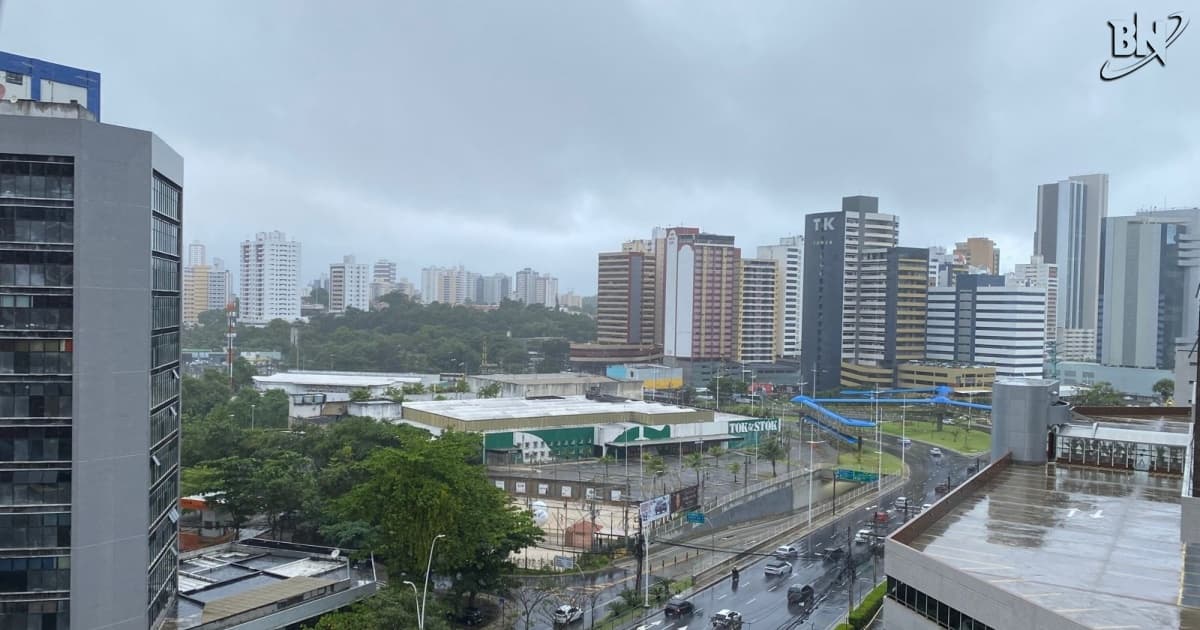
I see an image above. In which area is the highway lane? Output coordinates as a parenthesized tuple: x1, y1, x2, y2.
(622, 438, 981, 630)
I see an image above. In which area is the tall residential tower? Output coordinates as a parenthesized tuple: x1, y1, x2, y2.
(239, 231, 301, 325)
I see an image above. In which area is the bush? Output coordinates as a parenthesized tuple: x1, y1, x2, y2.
(848, 582, 887, 629)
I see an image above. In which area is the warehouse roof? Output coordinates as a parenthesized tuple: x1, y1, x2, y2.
(254, 371, 427, 388)
(402, 396, 697, 422)
(470, 373, 620, 385)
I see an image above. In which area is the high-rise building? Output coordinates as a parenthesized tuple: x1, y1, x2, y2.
(953, 237, 1000, 275)
(801, 196, 899, 391)
(1008, 255, 1058, 351)
(596, 249, 657, 345)
(1100, 209, 1200, 369)
(514, 267, 536, 305)
(420, 265, 477, 305)
(0, 51, 102, 119)
(478, 273, 511, 305)
(662, 229, 740, 360)
(756, 236, 803, 358)
(207, 257, 231, 312)
(240, 231, 301, 325)
(739, 258, 777, 363)
(1, 100, 182, 628)
(1035, 174, 1108, 358)
(329, 255, 370, 314)
(840, 247, 929, 388)
(534, 275, 558, 308)
(927, 275, 1046, 379)
(372, 259, 397, 285)
(186, 241, 205, 267)
(181, 264, 209, 326)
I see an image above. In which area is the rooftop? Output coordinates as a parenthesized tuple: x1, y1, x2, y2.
(470, 372, 619, 385)
(402, 395, 700, 422)
(254, 370, 427, 388)
(907, 463, 1194, 629)
(170, 539, 377, 629)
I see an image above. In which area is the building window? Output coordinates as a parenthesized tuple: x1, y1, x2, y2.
(0, 427, 71, 461)
(152, 296, 179, 331)
(0, 469, 71, 505)
(0, 598, 69, 630)
(150, 405, 178, 447)
(0, 294, 72, 331)
(0, 555, 70, 592)
(0, 206, 73, 243)
(149, 435, 178, 487)
(151, 332, 179, 370)
(148, 473, 177, 522)
(0, 512, 70, 548)
(0, 381, 72, 419)
(0, 158, 74, 201)
(151, 175, 180, 221)
(887, 576, 995, 630)
(151, 217, 179, 257)
(151, 369, 179, 409)
(0, 339, 72, 375)
(152, 257, 179, 292)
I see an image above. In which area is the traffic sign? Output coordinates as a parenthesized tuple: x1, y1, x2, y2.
(686, 511, 705, 524)
(836, 468, 879, 483)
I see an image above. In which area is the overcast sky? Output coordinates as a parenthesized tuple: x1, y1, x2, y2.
(3, 1, 1198, 294)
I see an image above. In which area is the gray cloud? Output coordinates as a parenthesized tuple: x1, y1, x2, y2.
(2, 0, 1197, 291)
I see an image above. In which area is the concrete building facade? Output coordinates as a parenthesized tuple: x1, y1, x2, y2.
(839, 246, 928, 388)
(953, 237, 1000, 274)
(738, 258, 777, 364)
(1101, 209, 1200, 370)
(1008, 254, 1058, 349)
(478, 273, 511, 305)
(240, 231, 301, 325)
(420, 265, 477, 306)
(1, 103, 183, 628)
(756, 236, 803, 358)
(596, 248, 657, 345)
(662, 230, 740, 361)
(329, 255, 369, 314)
(801, 196, 899, 391)
(372, 259, 396, 284)
(1035, 173, 1108, 360)
(927, 275, 1046, 379)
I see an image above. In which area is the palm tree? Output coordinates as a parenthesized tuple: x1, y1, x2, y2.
(707, 445, 725, 469)
(728, 461, 742, 484)
(759, 437, 787, 478)
(644, 454, 667, 494)
(598, 454, 616, 488)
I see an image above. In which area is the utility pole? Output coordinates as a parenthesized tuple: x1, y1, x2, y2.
(846, 526, 855, 623)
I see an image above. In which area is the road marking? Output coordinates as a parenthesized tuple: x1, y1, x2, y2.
(716, 593, 727, 600)
(746, 597, 757, 605)
(767, 584, 779, 591)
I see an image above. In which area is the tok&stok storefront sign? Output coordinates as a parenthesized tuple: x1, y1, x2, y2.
(728, 418, 780, 434)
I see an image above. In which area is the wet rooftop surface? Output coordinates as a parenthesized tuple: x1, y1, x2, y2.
(909, 463, 1200, 629)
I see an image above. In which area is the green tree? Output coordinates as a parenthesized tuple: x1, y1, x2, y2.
(210, 456, 264, 537)
(759, 437, 787, 477)
(402, 382, 426, 395)
(232, 357, 256, 391)
(309, 584, 449, 630)
(182, 370, 233, 419)
(1076, 382, 1123, 406)
(255, 452, 317, 538)
(331, 435, 542, 608)
(348, 388, 371, 402)
(383, 386, 404, 402)
(683, 453, 704, 501)
(1154, 378, 1175, 401)
(728, 461, 741, 484)
(477, 382, 502, 399)
(706, 377, 749, 405)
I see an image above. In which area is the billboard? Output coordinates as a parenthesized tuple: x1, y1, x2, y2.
(728, 418, 780, 434)
(638, 495, 670, 525)
(670, 485, 700, 514)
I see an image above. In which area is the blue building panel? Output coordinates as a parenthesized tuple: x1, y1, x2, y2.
(0, 51, 101, 119)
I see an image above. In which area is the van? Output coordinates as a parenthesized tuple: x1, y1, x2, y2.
(895, 496, 909, 510)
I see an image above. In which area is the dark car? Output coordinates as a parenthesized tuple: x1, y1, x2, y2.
(445, 607, 485, 627)
(821, 546, 845, 563)
(787, 583, 815, 608)
(664, 598, 695, 618)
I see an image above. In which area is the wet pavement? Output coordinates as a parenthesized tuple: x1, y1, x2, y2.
(909, 463, 1188, 629)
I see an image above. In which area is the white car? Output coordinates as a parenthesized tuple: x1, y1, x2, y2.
(900, 437, 912, 448)
(922, 503, 934, 512)
(854, 529, 873, 544)
(711, 609, 744, 629)
(552, 605, 583, 625)
(764, 560, 793, 576)
(895, 496, 909, 510)
(774, 544, 800, 558)
(929, 447, 943, 457)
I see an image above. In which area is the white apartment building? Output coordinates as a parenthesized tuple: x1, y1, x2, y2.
(421, 265, 477, 305)
(330, 255, 370, 314)
(373, 259, 397, 284)
(739, 258, 777, 363)
(757, 235, 802, 358)
(240, 231, 301, 325)
(1007, 255, 1058, 349)
(513, 267, 558, 307)
(840, 201, 900, 366)
(927, 276, 1047, 379)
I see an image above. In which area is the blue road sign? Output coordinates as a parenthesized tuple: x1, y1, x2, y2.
(836, 469, 880, 483)
(686, 511, 705, 524)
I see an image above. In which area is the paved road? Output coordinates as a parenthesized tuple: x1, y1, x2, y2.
(617, 438, 982, 630)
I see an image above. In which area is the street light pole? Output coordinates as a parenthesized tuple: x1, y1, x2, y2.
(402, 580, 421, 625)
(250, 403, 256, 430)
(420, 534, 446, 629)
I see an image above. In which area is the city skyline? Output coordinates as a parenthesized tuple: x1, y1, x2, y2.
(0, 3, 1194, 293)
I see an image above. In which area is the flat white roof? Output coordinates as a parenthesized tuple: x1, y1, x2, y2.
(471, 373, 619, 385)
(254, 371, 426, 387)
(403, 396, 699, 422)
(1058, 423, 1191, 447)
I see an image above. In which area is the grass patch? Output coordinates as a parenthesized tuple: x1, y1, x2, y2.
(838, 450, 903, 475)
(880, 420, 990, 454)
